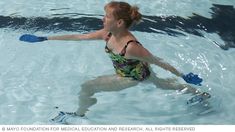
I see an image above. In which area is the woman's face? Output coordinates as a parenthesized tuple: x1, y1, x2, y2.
(103, 7, 118, 31)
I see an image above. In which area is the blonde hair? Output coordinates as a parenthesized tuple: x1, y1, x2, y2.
(105, 1, 142, 28)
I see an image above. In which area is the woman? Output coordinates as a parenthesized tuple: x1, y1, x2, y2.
(20, 1, 209, 118)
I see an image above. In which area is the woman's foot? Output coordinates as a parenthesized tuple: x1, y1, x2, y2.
(187, 92, 211, 105)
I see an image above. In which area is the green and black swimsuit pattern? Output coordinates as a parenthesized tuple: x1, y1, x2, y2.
(105, 33, 150, 81)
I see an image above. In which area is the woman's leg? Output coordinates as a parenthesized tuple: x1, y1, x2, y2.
(76, 74, 139, 116)
(148, 72, 200, 94)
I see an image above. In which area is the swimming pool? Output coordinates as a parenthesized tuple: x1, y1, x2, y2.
(0, 0, 235, 125)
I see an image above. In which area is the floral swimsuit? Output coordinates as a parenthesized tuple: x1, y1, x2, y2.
(105, 33, 150, 81)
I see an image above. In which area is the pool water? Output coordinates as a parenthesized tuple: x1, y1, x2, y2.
(0, 0, 235, 125)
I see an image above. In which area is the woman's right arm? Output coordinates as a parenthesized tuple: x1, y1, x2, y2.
(47, 28, 108, 41)
(19, 29, 108, 43)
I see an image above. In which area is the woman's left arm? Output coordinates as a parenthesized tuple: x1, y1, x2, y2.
(126, 42, 203, 85)
(125, 43, 183, 77)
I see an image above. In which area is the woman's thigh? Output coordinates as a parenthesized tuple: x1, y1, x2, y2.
(80, 74, 139, 94)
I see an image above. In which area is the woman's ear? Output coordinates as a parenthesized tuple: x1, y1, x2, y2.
(117, 19, 125, 28)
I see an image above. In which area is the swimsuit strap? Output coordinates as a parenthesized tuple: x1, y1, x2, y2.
(105, 32, 112, 42)
(105, 32, 141, 56)
(120, 40, 141, 56)
(108, 32, 112, 37)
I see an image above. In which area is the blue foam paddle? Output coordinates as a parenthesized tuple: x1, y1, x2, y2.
(182, 72, 203, 86)
(19, 34, 47, 43)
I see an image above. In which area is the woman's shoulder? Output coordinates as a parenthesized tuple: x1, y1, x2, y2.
(124, 39, 151, 59)
(125, 39, 142, 52)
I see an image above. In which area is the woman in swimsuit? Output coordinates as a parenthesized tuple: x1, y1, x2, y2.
(20, 1, 209, 117)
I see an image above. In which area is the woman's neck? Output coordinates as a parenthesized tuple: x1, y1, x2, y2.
(111, 29, 130, 41)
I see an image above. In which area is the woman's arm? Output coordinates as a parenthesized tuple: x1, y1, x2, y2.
(126, 43, 203, 85)
(48, 29, 108, 41)
(125, 42, 183, 77)
(19, 29, 109, 43)
(146, 55, 183, 77)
